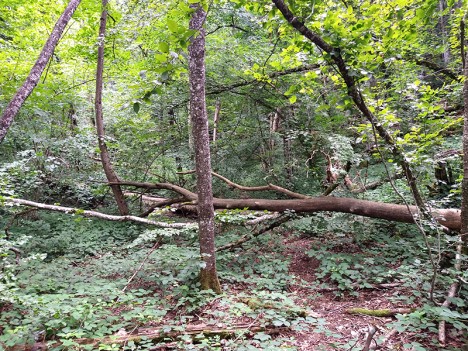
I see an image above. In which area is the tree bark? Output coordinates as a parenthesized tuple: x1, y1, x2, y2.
(188, 3, 222, 293)
(212, 100, 221, 142)
(0, 0, 82, 143)
(95, 0, 129, 215)
(461, 19, 468, 249)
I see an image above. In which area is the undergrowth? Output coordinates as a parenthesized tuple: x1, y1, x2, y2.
(0, 211, 466, 350)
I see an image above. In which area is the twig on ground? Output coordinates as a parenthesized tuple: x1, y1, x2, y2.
(438, 236, 462, 345)
(119, 241, 162, 298)
(216, 214, 293, 252)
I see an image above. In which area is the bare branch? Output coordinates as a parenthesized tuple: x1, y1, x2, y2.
(179, 170, 311, 199)
(4, 198, 193, 229)
(109, 181, 197, 200)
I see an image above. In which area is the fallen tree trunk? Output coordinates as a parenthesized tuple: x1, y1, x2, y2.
(7, 323, 288, 350)
(112, 181, 462, 231)
(4, 185, 462, 231)
(210, 197, 460, 231)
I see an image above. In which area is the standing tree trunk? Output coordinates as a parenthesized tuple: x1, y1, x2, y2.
(188, 3, 222, 293)
(460, 19, 468, 250)
(0, 0, 82, 143)
(212, 100, 221, 142)
(95, 0, 129, 215)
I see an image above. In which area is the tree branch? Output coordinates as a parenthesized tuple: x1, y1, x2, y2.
(179, 170, 311, 199)
(206, 64, 320, 96)
(412, 58, 461, 81)
(4, 198, 193, 229)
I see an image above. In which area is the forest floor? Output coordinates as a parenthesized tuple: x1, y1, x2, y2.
(2, 213, 467, 351)
(119, 230, 466, 351)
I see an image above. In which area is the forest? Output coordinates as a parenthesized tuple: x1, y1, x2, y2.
(0, 0, 467, 350)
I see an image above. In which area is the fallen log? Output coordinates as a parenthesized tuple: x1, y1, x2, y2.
(6, 323, 288, 350)
(211, 197, 461, 231)
(112, 181, 462, 231)
(346, 308, 413, 317)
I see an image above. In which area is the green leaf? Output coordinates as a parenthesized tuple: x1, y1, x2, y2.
(167, 19, 178, 33)
(159, 42, 169, 53)
(289, 95, 297, 104)
(133, 102, 140, 113)
(155, 54, 167, 63)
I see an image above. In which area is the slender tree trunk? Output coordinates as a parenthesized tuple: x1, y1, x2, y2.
(212, 100, 221, 142)
(0, 0, 82, 143)
(95, 0, 129, 215)
(460, 19, 468, 250)
(439, 0, 450, 66)
(188, 3, 222, 293)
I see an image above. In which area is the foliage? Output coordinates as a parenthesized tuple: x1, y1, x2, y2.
(1, 0, 468, 348)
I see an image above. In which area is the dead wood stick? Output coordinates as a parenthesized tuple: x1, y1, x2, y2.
(73, 324, 287, 347)
(3, 208, 37, 238)
(139, 198, 186, 218)
(217, 215, 293, 252)
(119, 241, 162, 298)
(110, 181, 197, 200)
(7, 324, 287, 350)
(8, 247, 22, 264)
(245, 213, 280, 225)
(438, 237, 462, 345)
(346, 308, 413, 317)
(4, 198, 193, 229)
(216, 214, 293, 252)
(362, 324, 378, 351)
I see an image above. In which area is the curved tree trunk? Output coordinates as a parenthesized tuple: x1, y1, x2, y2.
(188, 3, 222, 293)
(0, 0, 82, 143)
(272, 0, 428, 214)
(95, 0, 129, 215)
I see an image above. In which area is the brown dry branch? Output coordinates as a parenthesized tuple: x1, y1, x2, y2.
(5, 324, 287, 351)
(177, 170, 310, 199)
(216, 214, 293, 252)
(4, 208, 37, 238)
(119, 241, 162, 298)
(363, 324, 378, 351)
